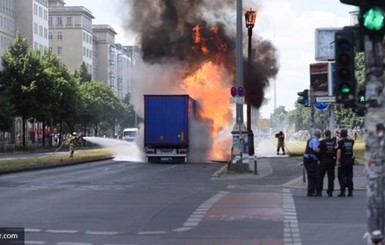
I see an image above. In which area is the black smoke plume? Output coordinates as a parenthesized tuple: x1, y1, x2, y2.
(122, 0, 279, 107)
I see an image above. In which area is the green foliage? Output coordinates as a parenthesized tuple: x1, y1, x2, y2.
(0, 32, 133, 140)
(274, 52, 365, 131)
(1, 32, 37, 120)
(74, 62, 92, 84)
(78, 81, 126, 135)
(120, 94, 142, 128)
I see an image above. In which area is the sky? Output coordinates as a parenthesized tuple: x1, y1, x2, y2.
(64, 0, 356, 118)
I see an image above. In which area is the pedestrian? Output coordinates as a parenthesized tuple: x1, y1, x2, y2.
(333, 129, 341, 142)
(316, 130, 336, 197)
(336, 129, 355, 197)
(275, 131, 285, 155)
(68, 132, 82, 158)
(303, 129, 321, 196)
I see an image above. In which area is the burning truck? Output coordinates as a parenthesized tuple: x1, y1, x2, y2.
(125, 0, 279, 162)
(143, 94, 198, 163)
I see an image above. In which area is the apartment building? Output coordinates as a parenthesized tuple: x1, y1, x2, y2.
(15, 0, 49, 52)
(0, 0, 14, 58)
(48, 0, 94, 74)
(0, 0, 138, 99)
(92, 24, 117, 89)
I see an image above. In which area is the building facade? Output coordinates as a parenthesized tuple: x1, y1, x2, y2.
(92, 24, 117, 88)
(48, 0, 94, 74)
(15, 0, 49, 52)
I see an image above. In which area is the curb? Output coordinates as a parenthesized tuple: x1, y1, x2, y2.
(0, 157, 114, 176)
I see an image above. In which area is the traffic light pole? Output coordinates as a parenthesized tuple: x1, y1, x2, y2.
(364, 34, 385, 244)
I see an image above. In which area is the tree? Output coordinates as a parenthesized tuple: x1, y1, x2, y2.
(0, 93, 14, 132)
(120, 94, 141, 128)
(78, 81, 125, 136)
(38, 50, 80, 143)
(0, 33, 41, 146)
(270, 106, 288, 130)
(74, 62, 92, 84)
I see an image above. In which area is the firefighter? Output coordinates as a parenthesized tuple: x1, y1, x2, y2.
(316, 130, 336, 197)
(275, 131, 285, 155)
(336, 129, 355, 197)
(68, 132, 82, 158)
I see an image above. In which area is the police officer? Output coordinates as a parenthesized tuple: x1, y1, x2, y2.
(303, 129, 321, 197)
(336, 129, 355, 197)
(316, 130, 336, 197)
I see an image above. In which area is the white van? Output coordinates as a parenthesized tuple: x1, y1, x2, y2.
(122, 128, 138, 142)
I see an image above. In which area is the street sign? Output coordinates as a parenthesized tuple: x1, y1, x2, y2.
(230, 96, 245, 104)
(314, 100, 328, 110)
(310, 63, 329, 96)
(316, 96, 336, 103)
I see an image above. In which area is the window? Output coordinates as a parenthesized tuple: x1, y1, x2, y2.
(66, 16, 72, 26)
(49, 17, 53, 25)
(48, 31, 52, 40)
(34, 4, 38, 15)
(44, 10, 48, 20)
(57, 31, 62, 40)
(57, 46, 62, 56)
(39, 25, 43, 37)
(57, 16, 62, 26)
(34, 23, 38, 34)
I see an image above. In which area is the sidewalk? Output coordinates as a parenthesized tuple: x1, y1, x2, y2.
(215, 156, 367, 191)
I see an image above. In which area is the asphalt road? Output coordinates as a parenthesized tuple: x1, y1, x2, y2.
(0, 153, 369, 245)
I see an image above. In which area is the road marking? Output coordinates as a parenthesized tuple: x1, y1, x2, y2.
(25, 241, 47, 245)
(85, 231, 120, 235)
(46, 229, 78, 234)
(282, 188, 302, 245)
(56, 242, 91, 245)
(173, 191, 228, 232)
(137, 231, 168, 235)
(25, 228, 42, 232)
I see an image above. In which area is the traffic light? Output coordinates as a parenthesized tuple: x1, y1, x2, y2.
(360, 4, 385, 36)
(335, 27, 356, 106)
(340, 1, 385, 37)
(357, 85, 366, 104)
(297, 89, 310, 107)
(353, 85, 366, 116)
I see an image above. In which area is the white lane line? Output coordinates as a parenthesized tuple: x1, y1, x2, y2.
(56, 242, 91, 245)
(25, 228, 42, 233)
(85, 231, 120, 235)
(105, 244, 138, 245)
(137, 231, 168, 235)
(46, 229, 78, 234)
(25, 241, 47, 245)
(173, 191, 228, 232)
(282, 188, 302, 245)
(104, 244, 138, 245)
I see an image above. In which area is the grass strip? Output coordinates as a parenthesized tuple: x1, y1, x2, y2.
(0, 148, 113, 173)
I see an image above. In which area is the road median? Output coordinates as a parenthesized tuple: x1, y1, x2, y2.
(0, 148, 113, 174)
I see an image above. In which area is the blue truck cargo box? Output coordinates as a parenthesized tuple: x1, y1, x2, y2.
(144, 95, 197, 146)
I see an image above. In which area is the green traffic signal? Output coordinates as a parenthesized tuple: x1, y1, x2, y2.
(358, 94, 365, 103)
(362, 6, 385, 31)
(341, 84, 351, 94)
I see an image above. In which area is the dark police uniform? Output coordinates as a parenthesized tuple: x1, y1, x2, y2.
(337, 137, 355, 197)
(316, 137, 336, 196)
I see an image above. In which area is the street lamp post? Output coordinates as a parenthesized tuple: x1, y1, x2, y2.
(245, 9, 257, 157)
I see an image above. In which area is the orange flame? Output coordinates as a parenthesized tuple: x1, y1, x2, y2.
(192, 25, 209, 55)
(182, 61, 233, 160)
